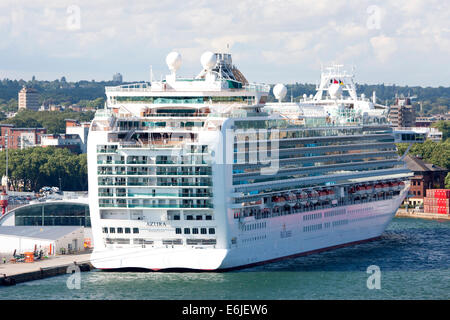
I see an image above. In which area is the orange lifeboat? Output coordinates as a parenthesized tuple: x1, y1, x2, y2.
(297, 191, 308, 205)
(308, 190, 319, 204)
(286, 193, 297, 207)
(327, 189, 335, 199)
(272, 196, 286, 207)
(355, 185, 365, 195)
(374, 183, 383, 193)
(318, 190, 328, 201)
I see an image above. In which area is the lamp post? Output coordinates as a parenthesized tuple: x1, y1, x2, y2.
(5, 132, 8, 191)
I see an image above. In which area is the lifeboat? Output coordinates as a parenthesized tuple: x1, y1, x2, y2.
(348, 187, 355, 195)
(365, 184, 374, 193)
(374, 183, 383, 193)
(317, 190, 327, 201)
(398, 181, 405, 190)
(355, 185, 366, 195)
(387, 182, 395, 192)
(297, 191, 308, 205)
(286, 193, 297, 206)
(381, 183, 390, 192)
(308, 190, 319, 204)
(272, 196, 286, 207)
(327, 189, 335, 199)
(391, 181, 399, 191)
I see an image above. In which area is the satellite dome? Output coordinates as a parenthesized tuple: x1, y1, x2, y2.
(201, 51, 216, 70)
(328, 83, 342, 99)
(166, 51, 182, 73)
(273, 83, 287, 101)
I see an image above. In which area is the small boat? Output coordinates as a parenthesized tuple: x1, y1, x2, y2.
(297, 191, 308, 205)
(308, 190, 319, 204)
(286, 193, 297, 206)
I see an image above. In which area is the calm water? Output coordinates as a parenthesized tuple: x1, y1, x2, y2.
(1, 217, 449, 300)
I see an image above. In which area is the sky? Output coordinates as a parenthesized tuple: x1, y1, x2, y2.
(0, 0, 449, 86)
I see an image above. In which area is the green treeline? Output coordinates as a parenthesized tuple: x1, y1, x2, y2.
(0, 147, 87, 192)
(0, 110, 94, 134)
(396, 122, 450, 188)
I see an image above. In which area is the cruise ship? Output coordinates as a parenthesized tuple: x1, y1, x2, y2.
(87, 52, 412, 270)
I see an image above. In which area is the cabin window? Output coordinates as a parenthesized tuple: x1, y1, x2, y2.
(208, 228, 215, 235)
(102, 227, 108, 233)
(125, 228, 131, 234)
(109, 227, 115, 233)
(117, 228, 123, 233)
(175, 228, 182, 234)
(184, 228, 190, 234)
(201, 228, 207, 235)
(192, 228, 199, 234)
(133, 228, 139, 234)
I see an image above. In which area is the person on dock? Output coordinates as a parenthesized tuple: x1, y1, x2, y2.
(2, 257, 5, 264)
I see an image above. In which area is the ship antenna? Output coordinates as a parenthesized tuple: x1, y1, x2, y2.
(150, 65, 153, 83)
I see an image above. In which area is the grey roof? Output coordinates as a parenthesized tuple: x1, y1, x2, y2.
(0, 226, 83, 240)
(405, 155, 447, 172)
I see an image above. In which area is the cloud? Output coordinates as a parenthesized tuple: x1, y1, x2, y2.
(0, 0, 448, 85)
(370, 35, 398, 63)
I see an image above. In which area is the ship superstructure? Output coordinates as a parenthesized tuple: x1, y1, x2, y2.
(87, 52, 411, 270)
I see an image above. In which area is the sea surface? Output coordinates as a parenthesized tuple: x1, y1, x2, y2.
(1, 217, 449, 300)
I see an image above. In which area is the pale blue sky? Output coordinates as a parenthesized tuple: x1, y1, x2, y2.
(0, 0, 449, 86)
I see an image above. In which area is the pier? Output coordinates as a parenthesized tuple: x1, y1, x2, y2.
(0, 253, 93, 286)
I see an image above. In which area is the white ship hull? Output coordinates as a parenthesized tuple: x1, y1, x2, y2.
(90, 188, 406, 271)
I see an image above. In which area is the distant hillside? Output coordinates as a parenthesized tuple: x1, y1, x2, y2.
(1, 78, 449, 116)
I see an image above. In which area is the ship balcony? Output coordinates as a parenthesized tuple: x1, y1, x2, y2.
(98, 192, 114, 197)
(126, 160, 149, 164)
(127, 203, 214, 209)
(98, 181, 127, 186)
(127, 192, 213, 198)
(155, 171, 212, 176)
(97, 148, 118, 154)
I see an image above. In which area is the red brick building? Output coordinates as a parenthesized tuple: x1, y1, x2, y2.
(0, 124, 47, 150)
(405, 155, 448, 207)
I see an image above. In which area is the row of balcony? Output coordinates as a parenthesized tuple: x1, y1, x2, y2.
(99, 203, 214, 209)
(98, 192, 213, 198)
(97, 170, 212, 176)
(99, 181, 213, 187)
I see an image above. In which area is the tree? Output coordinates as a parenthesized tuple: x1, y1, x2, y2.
(0, 147, 88, 192)
(445, 172, 450, 189)
(432, 120, 450, 141)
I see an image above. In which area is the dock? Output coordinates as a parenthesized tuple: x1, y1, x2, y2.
(0, 253, 93, 286)
(395, 209, 450, 221)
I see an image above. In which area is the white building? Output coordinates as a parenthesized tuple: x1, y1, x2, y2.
(0, 226, 86, 256)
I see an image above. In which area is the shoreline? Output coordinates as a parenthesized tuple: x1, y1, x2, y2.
(0, 253, 93, 286)
(395, 209, 450, 221)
